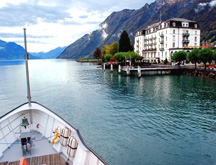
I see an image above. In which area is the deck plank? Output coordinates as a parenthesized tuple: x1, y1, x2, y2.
(0, 162, 8, 165)
(49, 154, 54, 164)
(1, 153, 70, 165)
(53, 154, 60, 164)
(8, 161, 19, 165)
(41, 155, 49, 164)
(59, 155, 67, 165)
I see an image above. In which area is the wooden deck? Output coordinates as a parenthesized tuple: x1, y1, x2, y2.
(0, 153, 69, 165)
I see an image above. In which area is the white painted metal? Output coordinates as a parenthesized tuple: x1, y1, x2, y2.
(23, 28, 31, 106)
(0, 102, 106, 164)
(110, 64, 113, 72)
(118, 65, 121, 74)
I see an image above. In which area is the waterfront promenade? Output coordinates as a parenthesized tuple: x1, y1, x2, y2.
(103, 63, 216, 79)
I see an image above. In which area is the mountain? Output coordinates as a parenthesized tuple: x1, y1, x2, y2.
(0, 40, 37, 60)
(31, 46, 66, 59)
(58, 0, 216, 59)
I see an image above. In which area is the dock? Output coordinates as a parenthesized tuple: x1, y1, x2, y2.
(120, 65, 183, 77)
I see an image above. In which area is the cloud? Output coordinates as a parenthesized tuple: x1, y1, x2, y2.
(0, 33, 51, 38)
(0, 0, 155, 52)
(0, 3, 71, 27)
(79, 15, 88, 19)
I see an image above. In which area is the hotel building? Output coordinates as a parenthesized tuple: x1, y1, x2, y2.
(134, 18, 201, 62)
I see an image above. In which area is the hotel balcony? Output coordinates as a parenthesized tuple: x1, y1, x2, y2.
(144, 38, 148, 41)
(183, 32, 190, 36)
(160, 40, 164, 44)
(153, 37, 157, 40)
(182, 39, 190, 43)
(149, 42, 153, 45)
(160, 34, 164, 37)
(160, 48, 164, 51)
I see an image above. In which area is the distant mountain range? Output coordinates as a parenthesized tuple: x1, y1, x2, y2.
(57, 0, 216, 59)
(0, 39, 65, 60)
(30, 47, 66, 59)
(0, 40, 37, 60)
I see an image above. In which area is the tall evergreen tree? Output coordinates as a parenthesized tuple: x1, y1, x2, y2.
(119, 30, 133, 52)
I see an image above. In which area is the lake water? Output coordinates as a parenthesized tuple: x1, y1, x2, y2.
(0, 60, 216, 165)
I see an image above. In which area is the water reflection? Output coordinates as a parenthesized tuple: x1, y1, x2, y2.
(0, 60, 216, 165)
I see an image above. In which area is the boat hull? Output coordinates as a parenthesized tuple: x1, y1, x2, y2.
(0, 102, 106, 165)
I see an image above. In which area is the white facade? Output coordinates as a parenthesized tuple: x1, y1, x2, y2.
(134, 18, 201, 62)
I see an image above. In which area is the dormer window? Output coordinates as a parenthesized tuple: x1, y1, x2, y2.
(172, 22, 176, 27)
(194, 24, 197, 28)
(182, 22, 189, 27)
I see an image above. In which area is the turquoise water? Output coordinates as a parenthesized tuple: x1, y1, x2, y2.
(0, 60, 216, 165)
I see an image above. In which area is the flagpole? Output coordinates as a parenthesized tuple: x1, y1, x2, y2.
(24, 28, 32, 105)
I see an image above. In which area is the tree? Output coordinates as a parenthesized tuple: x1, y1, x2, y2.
(187, 48, 200, 69)
(109, 42, 118, 55)
(104, 54, 112, 62)
(114, 52, 125, 62)
(213, 49, 216, 61)
(119, 30, 133, 52)
(127, 51, 142, 63)
(93, 47, 101, 59)
(163, 58, 168, 64)
(199, 48, 213, 69)
(101, 45, 110, 56)
(171, 51, 187, 64)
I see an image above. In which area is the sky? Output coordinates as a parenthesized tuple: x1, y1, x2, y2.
(0, 0, 155, 52)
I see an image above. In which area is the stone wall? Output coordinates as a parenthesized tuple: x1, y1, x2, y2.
(182, 69, 216, 79)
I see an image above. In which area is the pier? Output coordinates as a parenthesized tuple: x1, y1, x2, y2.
(120, 65, 184, 77)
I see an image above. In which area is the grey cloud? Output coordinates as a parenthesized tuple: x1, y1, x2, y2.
(79, 15, 88, 19)
(60, 20, 101, 25)
(0, 3, 72, 27)
(0, 33, 52, 38)
(0, 0, 155, 27)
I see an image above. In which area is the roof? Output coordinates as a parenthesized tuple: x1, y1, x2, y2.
(167, 18, 197, 23)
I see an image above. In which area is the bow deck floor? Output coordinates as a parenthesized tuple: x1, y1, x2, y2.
(0, 130, 72, 164)
(0, 153, 68, 165)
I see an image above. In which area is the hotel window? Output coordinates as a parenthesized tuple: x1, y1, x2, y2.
(195, 43, 197, 46)
(195, 37, 197, 42)
(195, 31, 197, 35)
(173, 35, 175, 41)
(173, 30, 175, 34)
(166, 37, 167, 41)
(194, 24, 197, 28)
(173, 43, 175, 48)
(166, 44, 167, 48)
(165, 52, 167, 58)
(158, 52, 160, 56)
